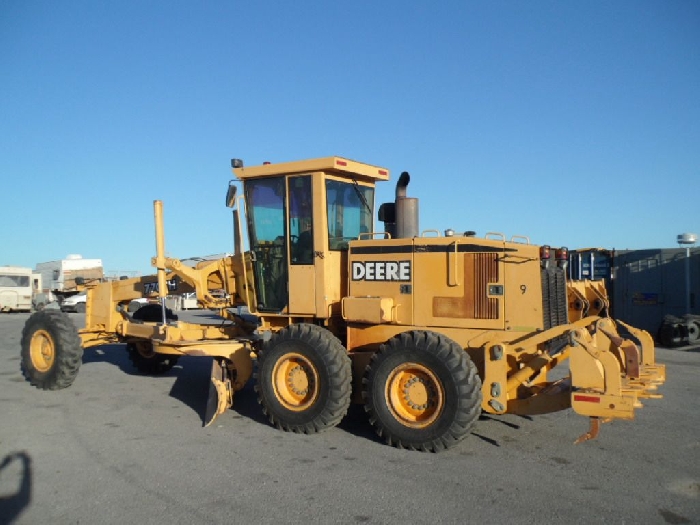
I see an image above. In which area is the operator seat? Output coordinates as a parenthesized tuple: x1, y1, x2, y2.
(294, 230, 313, 264)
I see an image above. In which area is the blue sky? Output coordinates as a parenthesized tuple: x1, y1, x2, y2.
(2, 1, 698, 275)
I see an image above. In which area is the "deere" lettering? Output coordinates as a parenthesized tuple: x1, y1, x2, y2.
(351, 261, 411, 281)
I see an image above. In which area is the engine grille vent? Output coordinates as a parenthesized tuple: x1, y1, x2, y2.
(542, 267, 568, 329)
(474, 253, 499, 319)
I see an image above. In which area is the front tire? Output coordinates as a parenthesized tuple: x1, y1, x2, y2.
(255, 324, 352, 433)
(21, 310, 83, 390)
(362, 330, 482, 452)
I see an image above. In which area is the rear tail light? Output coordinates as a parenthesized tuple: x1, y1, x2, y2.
(555, 247, 569, 269)
(540, 245, 551, 260)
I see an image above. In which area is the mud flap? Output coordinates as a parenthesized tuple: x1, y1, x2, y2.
(204, 358, 233, 427)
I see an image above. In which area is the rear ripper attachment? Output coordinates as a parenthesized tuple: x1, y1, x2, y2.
(568, 316, 665, 442)
(568, 280, 665, 440)
(477, 247, 666, 444)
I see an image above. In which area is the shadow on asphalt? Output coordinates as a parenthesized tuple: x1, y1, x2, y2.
(0, 451, 32, 523)
(337, 404, 383, 445)
(79, 344, 502, 447)
(81, 345, 212, 424)
(163, 362, 380, 436)
(166, 357, 269, 428)
(167, 355, 382, 442)
(167, 356, 212, 423)
(82, 344, 139, 375)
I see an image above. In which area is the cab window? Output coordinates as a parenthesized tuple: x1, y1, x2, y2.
(325, 180, 374, 250)
(289, 176, 313, 264)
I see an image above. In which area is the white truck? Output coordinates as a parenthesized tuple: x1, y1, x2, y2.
(35, 255, 103, 305)
(0, 266, 45, 312)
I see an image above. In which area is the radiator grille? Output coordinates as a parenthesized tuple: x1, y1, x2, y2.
(541, 267, 568, 329)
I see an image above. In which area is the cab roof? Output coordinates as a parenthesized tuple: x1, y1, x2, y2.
(232, 156, 390, 183)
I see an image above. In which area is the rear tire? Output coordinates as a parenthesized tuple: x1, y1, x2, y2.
(687, 321, 700, 344)
(255, 323, 352, 433)
(21, 310, 83, 390)
(362, 330, 482, 452)
(126, 341, 179, 374)
(126, 304, 179, 374)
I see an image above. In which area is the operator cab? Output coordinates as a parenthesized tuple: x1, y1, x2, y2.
(231, 157, 389, 317)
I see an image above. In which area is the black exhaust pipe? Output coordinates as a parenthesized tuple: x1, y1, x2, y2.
(379, 171, 419, 239)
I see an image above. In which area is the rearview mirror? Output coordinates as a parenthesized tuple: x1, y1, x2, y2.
(225, 182, 237, 208)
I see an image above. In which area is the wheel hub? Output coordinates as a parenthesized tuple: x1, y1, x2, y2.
(135, 341, 155, 358)
(403, 376, 437, 411)
(386, 363, 444, 428)
(272, 353, 319, 411)
(30, 329, 55, 373)
(287, 364, 312, 396)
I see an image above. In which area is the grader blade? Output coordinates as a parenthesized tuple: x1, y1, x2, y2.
(204, 358, 233, 427)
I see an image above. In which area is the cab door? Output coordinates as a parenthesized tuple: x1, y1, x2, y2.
(287, 175, 315, 314)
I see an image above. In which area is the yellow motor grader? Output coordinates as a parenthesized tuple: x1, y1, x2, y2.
(20, 157, 666, 451)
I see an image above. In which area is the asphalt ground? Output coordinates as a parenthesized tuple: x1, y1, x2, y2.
(1, 311, 699, 524)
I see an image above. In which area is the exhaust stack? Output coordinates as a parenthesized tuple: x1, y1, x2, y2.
(379, 171, 419, 239)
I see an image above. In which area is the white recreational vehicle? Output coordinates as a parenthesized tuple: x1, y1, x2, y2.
(0, 266, 44, 312)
